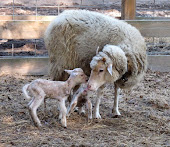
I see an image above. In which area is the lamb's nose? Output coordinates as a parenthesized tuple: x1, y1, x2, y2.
(85, 76, 88, 81)
(87, 84, 91, 90)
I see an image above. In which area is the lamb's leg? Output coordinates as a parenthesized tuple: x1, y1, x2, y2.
(58, 104, 62, 120)
(78, 106, 85, 115)
(86, 99, 92, 120)
(59, 99, 67, 128)
(29, 96, 44, 128)
(112, 83, 121, 117)
(67, 95, 79, 117)
(94, 88, 103, 119)
(44, 98, 47, 114)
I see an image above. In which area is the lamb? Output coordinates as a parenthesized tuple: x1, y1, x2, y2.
(22, 68, 87, 128)
(67, 83, 92, 120)
(44, 10, 147, 118)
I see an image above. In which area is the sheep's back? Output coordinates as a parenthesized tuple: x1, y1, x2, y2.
(44, 10, 147, 81)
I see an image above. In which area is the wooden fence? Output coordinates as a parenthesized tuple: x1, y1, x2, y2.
(0, 17, 170, 39)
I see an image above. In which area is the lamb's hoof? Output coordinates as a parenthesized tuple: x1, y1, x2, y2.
(63, 126, 67, 129)
(88, 118, 93, 123)
(35, 123, 42, 129)
(79, 112, 86, 117)
(74, 107, 79, 112)
(88, 115, 93, 120)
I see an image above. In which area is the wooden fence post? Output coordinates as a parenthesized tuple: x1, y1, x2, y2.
(121, 0, 136, 20)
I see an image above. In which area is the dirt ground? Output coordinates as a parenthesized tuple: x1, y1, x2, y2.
(0, 70, 169, 147)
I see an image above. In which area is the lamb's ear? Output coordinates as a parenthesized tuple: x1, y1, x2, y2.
(64, 69, 73, 75)
(107, 64, 113, 76)
(96, 46, 99, 55)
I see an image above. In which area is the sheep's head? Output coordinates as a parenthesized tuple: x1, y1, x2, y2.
(87, 45, 127, 91)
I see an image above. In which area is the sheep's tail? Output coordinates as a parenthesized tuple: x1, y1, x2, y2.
(22, 84, 31, 99)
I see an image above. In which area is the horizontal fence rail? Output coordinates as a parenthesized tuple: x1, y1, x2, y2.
(0, 18, 170, 39)
(0, 55, 170, 75)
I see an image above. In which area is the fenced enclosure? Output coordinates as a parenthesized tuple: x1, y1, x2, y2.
(0, 1, 170, 147)
(0, 0, 170, 57)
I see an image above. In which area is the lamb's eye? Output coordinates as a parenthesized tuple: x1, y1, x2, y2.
(99, 70, 103, 72)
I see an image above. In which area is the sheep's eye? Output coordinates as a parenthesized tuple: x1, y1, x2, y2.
(99, 69, 104, 73)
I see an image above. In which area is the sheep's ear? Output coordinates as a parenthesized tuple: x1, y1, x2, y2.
(64, 69, 73, 75)
(96, 46, 99, 55)
(107, 64, 112, 76)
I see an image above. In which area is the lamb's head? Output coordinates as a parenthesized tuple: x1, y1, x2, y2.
(65, 68, 88, 85)
(87, 45, 127, 91)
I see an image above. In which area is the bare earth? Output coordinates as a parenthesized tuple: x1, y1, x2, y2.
(0, 70, 169, 147)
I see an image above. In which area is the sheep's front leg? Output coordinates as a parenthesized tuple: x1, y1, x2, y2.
(86, 99, 92, 120)
(112, 83, 121, 117)
(94, 87, 103, 119)
(59, 99, 67, 128)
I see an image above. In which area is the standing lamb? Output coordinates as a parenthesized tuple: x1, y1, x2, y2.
(22, 68, 87, 128)
(44, 10, 147, 118)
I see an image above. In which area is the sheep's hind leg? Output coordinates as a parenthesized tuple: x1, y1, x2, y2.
(112, 83, 121, 117)
(29, 96, 44, 128)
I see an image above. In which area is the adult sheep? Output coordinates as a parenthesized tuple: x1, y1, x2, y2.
(44, 10, 147, 118)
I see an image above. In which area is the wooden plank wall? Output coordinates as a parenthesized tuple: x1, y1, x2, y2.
(0, 18, 170, 39)
(1, 55, 170, 75)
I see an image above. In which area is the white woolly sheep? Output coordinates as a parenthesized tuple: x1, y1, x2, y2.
(44, 10, 147, 119)
(87, 44, 146, 118)
(22, 68, 87, 128)
(67, 83, 92, 120)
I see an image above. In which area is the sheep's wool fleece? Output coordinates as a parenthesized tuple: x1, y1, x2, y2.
(44, 10, 147, 82)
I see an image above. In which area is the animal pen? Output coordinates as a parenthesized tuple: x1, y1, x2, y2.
(0, 0, 169, 147)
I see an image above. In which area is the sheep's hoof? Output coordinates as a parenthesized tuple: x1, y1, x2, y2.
(112, 109, 121, 117)
(94, 113, 101, 119)
(66, 113, 70, 117)
(112, 115, 121, 118)
(61, 124, 67, 129)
